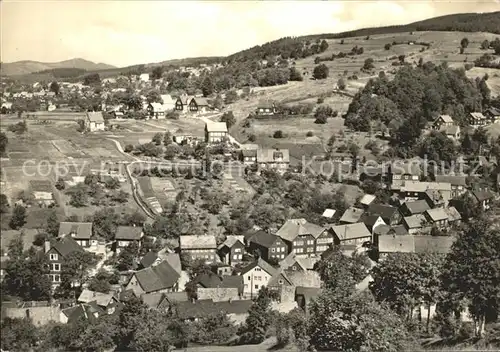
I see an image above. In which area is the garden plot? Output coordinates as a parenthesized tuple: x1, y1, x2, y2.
(51, 140, 87, 158)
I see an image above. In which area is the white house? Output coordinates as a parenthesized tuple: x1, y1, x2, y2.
(139, 73, 150, 82)
(239, 258, 277, 298)
(161, 94, 175, 111)
(85, 112, 105, 132)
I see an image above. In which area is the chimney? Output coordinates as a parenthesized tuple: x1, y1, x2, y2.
(44, 240, 51, 253)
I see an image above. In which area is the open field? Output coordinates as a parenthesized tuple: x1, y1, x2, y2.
(465, 67, 500, 97)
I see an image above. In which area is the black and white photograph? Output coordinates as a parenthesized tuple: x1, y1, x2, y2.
(1, 1, 500, 351)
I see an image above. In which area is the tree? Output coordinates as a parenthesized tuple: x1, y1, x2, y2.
(337, 78, 346, 90)
(289, 67, 303, 81)
(441, 219, 500, 337)
(384, 43, 392, 50)
(313, 64, 329, 80)
(0, 132, 8, 156)
(124, 144, 134, 153)
(398, 54, 406, 63)
(45, 209, 59, 236)
(151, 66, 164, 80)
(55, 177, 65, 190)
(273, 130, 284, 138)
(0, 318, 39, 351)
(117, 241, 140, 271)
(460, 132, 474, 155)
(83, 73, 101, 86)
(91, 207, 121, 241)
(418, 131, 456, 163)
(363, 58, 375, 70)
(238, 287, 273, 344)
(0, 193, 9, 213)
(460, 37, 469, 49)
(320, 39, 329, 52)
(152, 132, 163, 145)
(69, 186, 88, 207)
(201, 76, 214, 97)
(105, 177, 120, 190)
(9, 205, 26, 229)
(191, 312, 237, 345)
(450, 192, 483, 222)
(49, 81, 60, 95)
(163, 131, 173, 146)
(220, 111, 236, 128)
(56, 250, 98, 298)
(308, 291, 415, 352)
(88, 269, 119, 293)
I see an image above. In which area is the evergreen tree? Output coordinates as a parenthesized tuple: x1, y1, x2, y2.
(9, 205, 26, 229)
(238, 287, 273, 344)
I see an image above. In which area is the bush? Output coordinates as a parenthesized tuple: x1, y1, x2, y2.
(124, 144, 134, 153)
(313, 64, 329, 80)
(306, 131, 314, 137)
(384, 43, 392, 50)
(317, 97, 324, 104)
(315, 115, 328, 124)
(248, 134, 256, 142)
(337, 78, 346, 90)
(273, 130, 284, 138)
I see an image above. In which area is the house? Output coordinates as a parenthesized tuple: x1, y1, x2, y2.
(389, 161, 421, 188)
(399, 181, 452, 204)
(218, 235, 246, 265)
(339, 207, 365, 224)
(84, 111, 105, 132)
(433, 114, 454, 130)
(424, 208, 449, 228)
(239, 258, 277, 298)
(77, 289, 120, 314)
(61, 303, 102, 324)
(29, 179, 55, 207)
(321, 208, 336, 219)
(160, 94, 175, 111)
(413, 235, 455, 254)
(424, 189, 446, 208)
(359, 194, 376, 208)
(484, 107, 500, 124)
(247, 230, 288, 261)
(139, 250, 181, 275)
(434, 175, 468, 198)
(179, 235, 218, 263)
(147, 102, 166, 119)
(240, 149, 257, 165)
(114, 226, 144, 253)
(367, 204, 402, 226)
(276, 218, 332, 257)
(175, 94, 193, 112)
(471, 189, 495, 210)
(402, 214, 430, 235)
(399, 200, 430, 217)
(44, 235, 84, 286)
(445, 206, 462, 225)
(125, 260, 180, 296)
(280, 252, 319, 272)
(440, 125, 461, 141)
(373, 224, 408, 238)
(139, 73, 150, 82)
(361, 214, 386, 234)
(469, 112, 488, 127)
(205, 121, 228, 143)
(256, 100, 276, 115)
(170, 299, 253, 324)
(189, 97, 210, 113)
(329, 223, 372, 246)
(256, 148, 290, 173)
(58, 222, 93, 248)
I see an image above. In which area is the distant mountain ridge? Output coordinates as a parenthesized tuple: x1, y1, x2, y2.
(0, 58, 116, 76)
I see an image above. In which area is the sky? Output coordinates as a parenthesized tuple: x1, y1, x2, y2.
(1, 1, 499, 67)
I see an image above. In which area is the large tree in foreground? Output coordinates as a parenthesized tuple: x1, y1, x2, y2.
(440, 218, 500, 337)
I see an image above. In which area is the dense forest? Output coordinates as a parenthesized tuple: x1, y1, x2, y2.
(35, 67, 87, 78)
(305, 11, 500, 40)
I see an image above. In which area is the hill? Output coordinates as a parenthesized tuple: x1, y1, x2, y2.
(0, 58, 116, 76)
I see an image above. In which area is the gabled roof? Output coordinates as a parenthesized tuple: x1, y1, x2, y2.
(58, 222, 92, 239)
(29, 179, 53, 193)
(287, 270, 322, 288)
(330, 223, 371, 240)
(50, 236, 84, 257)
(161, 94, 175, 105)
(340, 207, 365, 224)
(62, 303, 102, 324)
(434, 175, 467, 187)
(425, 189, 444, 205)
(218, 235, 245, 250)
(279, 252, 307, 271)
(205, 121, 228, 133)
(362, 215, 385, 231)
(373, 224, 408, 236)
(359, 194, 376, 206)
(256, 148, 290, 163)
(149, 102, 165, 112)
(140, 251, 158, 268)
(445, 206, 462, 222)
(276, 219, 325, 242)
(378, 235, 415, 253)
(78, 289, 116, 307)
(133, 260, 180, 293)
(241, 149, 257, 157)
(257, 100, 275, 109)
(472, 189, 494, 202)
(437, 114, 454, 124)
(295, 286, 322, 300)
(194, 273, 243, 293)
(180, 235, 217, 250)
(191, 97, 209, 106)
(401, 200, 430, 215)
(86, 111, 104, 123)
(470, 112, 486, 120)
(115, 226, 143, 241)
(240, 258, 277, 276)
(248, 230, 280, 248)
(401, 181, 452, 193)
(322, 208, 336, 218)
(403, 214, 427, 229)
(268, 269, 294, 287)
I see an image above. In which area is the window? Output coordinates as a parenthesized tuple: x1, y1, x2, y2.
(235, 248, 241, 253)
(53, 274, 61, 283)
(307, 247, 314, 253)
(271, 248, 275, 252)
(307, 240, 314, 245)
(278, 279, 283, 284)
(52, 263, 60, 272)
(255, 268, 261, 271)
(49, 253, 58, 261)
(248, 276, 251, 280)
(255, 285, 259, 290)
(292, 266, 296, 271)
(295, 248, 304, 253)
(233, 254, 239, 260)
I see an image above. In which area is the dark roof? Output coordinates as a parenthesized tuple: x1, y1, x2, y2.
(472, 190, 494, 202)
(195, 273, 244, 294)
(295, 286, 322, 300)
(257, 100, 275, 109)
(367, 204, 398, 221)
(134, 260, 180, 293)
(58, 222, 92, 239)
(362, 214, 383, 230)
(401, 200, 430, 215)
(248, 230, 279, 248)
(414, 235, 455, 254)
(62, 303, 102, 324)
(373, 224, 408, 236)
(240, 258, 277, 276)
(115, 226, 143, 240)
(140, 251, 158, 268)
(241, 149, 257, 157)
(29, 179, 53, 192)
(50, 236, 84, 257)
